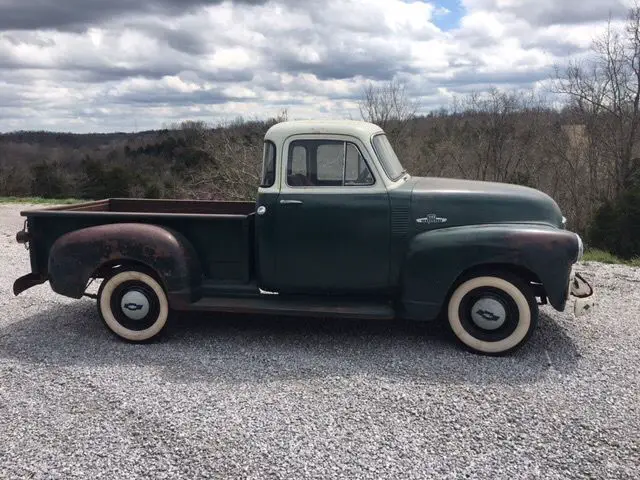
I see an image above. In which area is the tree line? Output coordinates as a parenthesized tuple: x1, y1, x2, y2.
(1, 7, 640, 258)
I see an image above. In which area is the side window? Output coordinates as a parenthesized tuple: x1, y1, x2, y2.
(287, 143, 310, 186)
(287, 140, 374, 187)
(290, 145, 307, 176)
(345, 143, 374, 186)
(260, 141, 276, 188)
(316, 143, 344, 184)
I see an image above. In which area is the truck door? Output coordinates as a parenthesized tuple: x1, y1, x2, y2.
(268, 135, 390, 294)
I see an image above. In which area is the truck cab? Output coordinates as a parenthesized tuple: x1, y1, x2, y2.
(256, 121, 397, 295)
(13, 120, 594, 355)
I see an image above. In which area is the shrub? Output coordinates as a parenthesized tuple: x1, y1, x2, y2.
(30, 162, 71, 198)
(79, 159, 131, 199)
(588, 185, 640, 259)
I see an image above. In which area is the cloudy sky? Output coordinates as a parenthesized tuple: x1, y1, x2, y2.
(0, 0, 632, 133)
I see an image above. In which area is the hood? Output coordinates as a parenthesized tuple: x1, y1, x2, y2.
(408, 176, 564, 230)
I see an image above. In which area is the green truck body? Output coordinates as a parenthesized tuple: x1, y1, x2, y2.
(13, 120, 594, 355)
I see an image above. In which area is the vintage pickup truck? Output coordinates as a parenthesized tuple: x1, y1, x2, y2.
(13, 120, 594, 355)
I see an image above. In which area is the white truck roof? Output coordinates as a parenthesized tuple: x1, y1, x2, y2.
(264, 120, 384, 146)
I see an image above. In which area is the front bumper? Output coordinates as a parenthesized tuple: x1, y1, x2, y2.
(569, 271, 595, 316)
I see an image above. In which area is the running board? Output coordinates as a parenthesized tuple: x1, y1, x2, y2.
(180, 295, 395, 320)
(201, 281, 260, 298)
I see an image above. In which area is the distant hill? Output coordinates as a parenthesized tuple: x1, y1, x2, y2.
(0, 108, 622, 243)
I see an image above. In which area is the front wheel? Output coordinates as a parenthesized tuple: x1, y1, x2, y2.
(446, 273, 538, 355)
(97, 269, 169, 342)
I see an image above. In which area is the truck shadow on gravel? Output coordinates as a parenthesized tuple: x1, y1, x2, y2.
(0, 300, 580, 384)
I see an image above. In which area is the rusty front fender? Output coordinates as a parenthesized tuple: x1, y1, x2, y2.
(400, 223, 581, 321)
(48, 223, 202, 305)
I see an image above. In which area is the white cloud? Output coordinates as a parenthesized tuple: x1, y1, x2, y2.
(462, 0, 630, 25)
(0, 0, 632, 132)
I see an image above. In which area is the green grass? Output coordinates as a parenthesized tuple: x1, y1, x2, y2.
(0, 196, 85, 205)
(583, 248, 640, 267)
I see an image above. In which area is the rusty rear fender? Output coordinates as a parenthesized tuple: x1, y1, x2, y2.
(47, 223, 202, 305)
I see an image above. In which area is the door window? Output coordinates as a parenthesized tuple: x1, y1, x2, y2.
(287, 140, 374, 187)
(345, 142, 374, 186)
(316, 143, 345, 184)
(290, 145, 307, 175)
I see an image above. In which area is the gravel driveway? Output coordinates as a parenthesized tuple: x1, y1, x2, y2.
(0, 203, 639, 479)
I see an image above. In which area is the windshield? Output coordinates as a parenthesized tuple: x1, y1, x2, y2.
(372, 134, 405, 181)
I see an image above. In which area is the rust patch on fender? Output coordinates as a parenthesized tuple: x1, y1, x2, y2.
(504, 228, 578, 264)
(48, 223, 201, 299)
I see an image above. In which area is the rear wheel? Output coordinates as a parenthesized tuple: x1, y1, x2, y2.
(97, 268, 169, 342)
(446, 273, 538, 355)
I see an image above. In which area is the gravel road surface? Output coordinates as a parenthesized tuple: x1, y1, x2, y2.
(1, 203, 639, 479)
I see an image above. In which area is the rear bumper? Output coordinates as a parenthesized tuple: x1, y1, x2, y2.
(569, 270, 594, 316)
(13, 273, 47, 296)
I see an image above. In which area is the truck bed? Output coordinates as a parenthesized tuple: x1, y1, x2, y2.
(21, 198, 257, 284)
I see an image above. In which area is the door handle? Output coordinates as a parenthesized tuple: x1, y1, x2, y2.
(279, 199, 303, 205)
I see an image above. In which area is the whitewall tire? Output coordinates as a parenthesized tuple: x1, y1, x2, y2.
(97, 269, 169, 342)
(447, 274, 538, 355)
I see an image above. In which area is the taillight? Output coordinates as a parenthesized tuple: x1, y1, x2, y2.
(16, 230, 30, 244)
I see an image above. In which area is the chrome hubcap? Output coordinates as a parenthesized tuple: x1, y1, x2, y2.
(120, 290, 150, 320)
(471, 297, 507, 330)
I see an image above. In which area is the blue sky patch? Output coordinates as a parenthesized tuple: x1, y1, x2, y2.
(430, 0, 464, 31)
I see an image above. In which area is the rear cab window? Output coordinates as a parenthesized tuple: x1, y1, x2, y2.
(260, 141, 276, 188)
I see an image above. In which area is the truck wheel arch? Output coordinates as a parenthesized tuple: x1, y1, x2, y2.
(47, 223, 202, 306)
(447, 263, 546, 302)
(399, 225, 578, 321)
(92, 259, 164, 285)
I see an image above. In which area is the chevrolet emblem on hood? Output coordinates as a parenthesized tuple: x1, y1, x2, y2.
(416, 214, 448, 224)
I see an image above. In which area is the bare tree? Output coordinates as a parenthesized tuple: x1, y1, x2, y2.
(553, 6, 640, 199)
(452, 88, 549, 184)
(188, 126, 262, 200)
(358, 79, 418, 139)
(172, 113, 290, 201)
